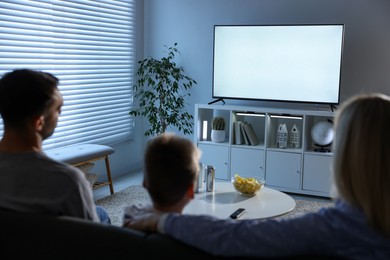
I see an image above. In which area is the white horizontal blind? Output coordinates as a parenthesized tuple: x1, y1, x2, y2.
(0, 0, 135, 150)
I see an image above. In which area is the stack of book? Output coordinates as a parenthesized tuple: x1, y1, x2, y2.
(233, 121, 259, 145)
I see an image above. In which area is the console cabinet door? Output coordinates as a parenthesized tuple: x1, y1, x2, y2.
(266, 151, 301, 190)
(230, 147, 265, 179)
(303, 154, 332, 194)
(198, 144, 229, 180)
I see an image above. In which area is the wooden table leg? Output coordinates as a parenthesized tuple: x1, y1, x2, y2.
(104, 156, 114, 194)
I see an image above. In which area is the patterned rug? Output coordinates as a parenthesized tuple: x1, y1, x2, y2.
(96, 185, 334, 226)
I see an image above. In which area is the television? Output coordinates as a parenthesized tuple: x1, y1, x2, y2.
(212, 24, 344, 105)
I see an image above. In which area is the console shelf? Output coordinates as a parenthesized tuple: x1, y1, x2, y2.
(194, 104, 334, 198)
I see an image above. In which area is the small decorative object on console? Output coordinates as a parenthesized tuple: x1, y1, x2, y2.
(311, 120, 334, 152)
(276, 123, 288, 148)
(289, 124, 300, 148)
(211, 117, 225, 142)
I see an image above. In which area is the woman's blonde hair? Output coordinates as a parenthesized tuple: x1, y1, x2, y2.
(333, 93, 390, 236)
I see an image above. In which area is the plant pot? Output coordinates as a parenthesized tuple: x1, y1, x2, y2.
(211, 129, 225, 143)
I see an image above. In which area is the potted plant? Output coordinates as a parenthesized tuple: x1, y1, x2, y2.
(211, 117, 225, 142)
(129, 43, 197, 136)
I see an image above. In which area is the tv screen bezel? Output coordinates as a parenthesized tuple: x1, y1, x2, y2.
(212, 23, 345, 105)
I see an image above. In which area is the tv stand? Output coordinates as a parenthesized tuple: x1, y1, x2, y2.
(194, 103, 335, 198)
(208, 98, 225, 105)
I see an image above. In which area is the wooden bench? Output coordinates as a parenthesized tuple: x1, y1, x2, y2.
(45, 144, 115, 194)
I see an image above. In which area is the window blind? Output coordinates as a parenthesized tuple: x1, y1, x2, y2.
(0, 0, 135, 150)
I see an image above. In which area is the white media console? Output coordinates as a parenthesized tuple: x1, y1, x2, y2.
(194, 103, 335, 198)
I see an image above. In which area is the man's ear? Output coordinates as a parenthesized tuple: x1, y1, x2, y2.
(142, 178, 148, 189)
(187, 183, 195, 199)
(33, 115, 45, 131)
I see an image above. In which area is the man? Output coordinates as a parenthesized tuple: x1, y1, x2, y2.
(0, 69, 109, 223)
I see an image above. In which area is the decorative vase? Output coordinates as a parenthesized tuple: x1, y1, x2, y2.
(211, 129, 225, 143)
(289, 124, 300, 148)
(276, 123, 288, 148)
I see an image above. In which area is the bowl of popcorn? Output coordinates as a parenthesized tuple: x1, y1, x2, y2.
(231, 174, 265, 196)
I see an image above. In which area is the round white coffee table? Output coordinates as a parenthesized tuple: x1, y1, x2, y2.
(183, 181, 295, 220)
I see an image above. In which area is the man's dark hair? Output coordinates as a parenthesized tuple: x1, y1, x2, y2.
(0, 69, 59, 127)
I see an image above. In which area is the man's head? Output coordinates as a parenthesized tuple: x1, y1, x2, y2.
(143, 132, 201, 212)
(0, 69, 62, 139)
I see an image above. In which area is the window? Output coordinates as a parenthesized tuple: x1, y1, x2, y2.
(0, 0, 135, 149)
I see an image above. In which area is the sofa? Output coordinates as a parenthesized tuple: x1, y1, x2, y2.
(0, 209, 336, 259)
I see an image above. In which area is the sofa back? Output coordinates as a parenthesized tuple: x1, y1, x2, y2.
(0, 209, 338, 259)
(0, 209, 223, 259)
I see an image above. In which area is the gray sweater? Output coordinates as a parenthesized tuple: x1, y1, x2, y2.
(0, 151, 99, 222)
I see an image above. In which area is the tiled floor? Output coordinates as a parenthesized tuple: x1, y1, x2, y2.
(93, 171, 143, 201)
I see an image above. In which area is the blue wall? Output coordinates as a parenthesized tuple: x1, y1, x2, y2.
(143, 0, 390, 107)
(108, 0, 390, 180)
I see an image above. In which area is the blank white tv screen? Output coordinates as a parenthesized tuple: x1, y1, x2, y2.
(212, 24, 344, 104)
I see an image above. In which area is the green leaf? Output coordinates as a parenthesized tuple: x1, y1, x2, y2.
(130, 43, 197, 137)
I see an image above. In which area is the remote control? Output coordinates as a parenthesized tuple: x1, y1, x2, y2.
(230, 208, 246, 219)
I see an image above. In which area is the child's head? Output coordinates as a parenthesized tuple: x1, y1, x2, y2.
(144, 132, 201, 212)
